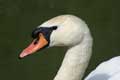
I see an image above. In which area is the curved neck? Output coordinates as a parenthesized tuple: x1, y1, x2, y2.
(54, 33, 93, 80)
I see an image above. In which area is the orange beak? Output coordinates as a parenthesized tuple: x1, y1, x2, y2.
(19, 33, 48, 58)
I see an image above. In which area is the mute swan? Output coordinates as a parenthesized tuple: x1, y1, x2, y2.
(19, 15, 120, 80)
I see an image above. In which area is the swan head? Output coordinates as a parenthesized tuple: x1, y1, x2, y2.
(19, 15, 89, 58)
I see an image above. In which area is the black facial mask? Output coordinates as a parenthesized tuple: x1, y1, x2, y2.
(31, 26, 58, 45)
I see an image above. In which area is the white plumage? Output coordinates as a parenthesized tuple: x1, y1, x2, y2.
(85, 56, 120, 80)
(42, 15, 120, 80)
(39, 15, 93, 80)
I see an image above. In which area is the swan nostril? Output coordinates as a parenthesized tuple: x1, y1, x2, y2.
(34, 37, 39, 45)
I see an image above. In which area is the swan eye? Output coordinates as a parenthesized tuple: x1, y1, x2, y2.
(51, 26, 58, 30)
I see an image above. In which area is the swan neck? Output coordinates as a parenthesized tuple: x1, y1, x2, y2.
(54, 34, 93, 80)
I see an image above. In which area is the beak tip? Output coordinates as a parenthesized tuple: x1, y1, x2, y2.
(18, 56, 23, 59)
(19, 52, 28, 59)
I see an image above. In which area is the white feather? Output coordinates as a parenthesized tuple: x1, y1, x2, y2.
(38, 14, 120, 80)
(85, 56, 120, 80)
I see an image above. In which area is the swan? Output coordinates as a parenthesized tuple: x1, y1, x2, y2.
(19, 15, 120, 80)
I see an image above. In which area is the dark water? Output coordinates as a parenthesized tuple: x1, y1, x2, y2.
(0, 0, 120, 80)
